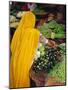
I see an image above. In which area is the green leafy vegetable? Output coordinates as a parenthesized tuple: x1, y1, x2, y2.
(33, 6, 45, 14)
(38, 20, 65, 38)
(32, 46, 62, 73)
(58, 43, 66, 55)
(48, 55, 65, 83)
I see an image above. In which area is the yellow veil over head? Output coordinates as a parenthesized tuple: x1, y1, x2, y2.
(10, 11, 40, 88)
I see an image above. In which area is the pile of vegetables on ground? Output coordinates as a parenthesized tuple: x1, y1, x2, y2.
(38, 20, 65, 38)
(48, 55, 65, 83)
(32, 43, 66, 83)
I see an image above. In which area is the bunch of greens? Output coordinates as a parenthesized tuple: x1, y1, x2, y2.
(33, 43, 47, 73)
(38, 20, 65, 38)
(32, 43, 62, 73)
(32, 42, 66, 83)
(33, 5, 45, 14)
(58, 43, 66, 54)
(48, 55, 65, 83)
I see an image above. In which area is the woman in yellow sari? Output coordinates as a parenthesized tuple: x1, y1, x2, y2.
(10, 11, 56, 88)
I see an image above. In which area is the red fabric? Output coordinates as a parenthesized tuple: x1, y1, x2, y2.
(21, 4, 29, 10)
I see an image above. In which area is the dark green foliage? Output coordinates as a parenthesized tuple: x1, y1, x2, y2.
(32, 47, 61, 73)
(48, 55, 65, 82)
(38, 20, 65, 38)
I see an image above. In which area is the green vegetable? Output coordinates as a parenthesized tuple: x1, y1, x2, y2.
(33, 6, 45, 14)
(38, 20, 65, 38)
(58, 43, 66, 53)
(39, 44, 45, 52)
(33, 46, 62, 73)
(51, 32, 55, 39)
(55, 33, 65, 38)
(48, 55, 65, 83)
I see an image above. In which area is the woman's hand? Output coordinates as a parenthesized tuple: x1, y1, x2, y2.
(47, 40, 58, 48)
(40, 33, 57, 48)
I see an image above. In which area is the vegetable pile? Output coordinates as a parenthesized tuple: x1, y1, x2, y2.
(32, 43, 66, 83)
(33, 8, 45, 14)
(48, 55, 65, 83)
(38, 20, 65, 38)
(32, 44, 62, 73)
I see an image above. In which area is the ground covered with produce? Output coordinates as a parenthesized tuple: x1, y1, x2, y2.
(10, 1, 66, 87)
(31, 43, 66, 86)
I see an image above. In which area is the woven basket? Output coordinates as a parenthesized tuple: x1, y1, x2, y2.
(29, 67, 65, 87)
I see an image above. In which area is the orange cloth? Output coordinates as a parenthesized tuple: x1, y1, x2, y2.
(10, 11, 40, 88)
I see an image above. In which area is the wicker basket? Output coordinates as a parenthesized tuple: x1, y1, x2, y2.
(29, 67, 48, 86)
(29, 67, 65, 87)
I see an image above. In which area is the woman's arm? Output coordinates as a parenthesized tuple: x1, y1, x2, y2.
(40, 33, 57, 48)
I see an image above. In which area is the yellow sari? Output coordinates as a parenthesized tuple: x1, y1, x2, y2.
(10, 11, 40, 88)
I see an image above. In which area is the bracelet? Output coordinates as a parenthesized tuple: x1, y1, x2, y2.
(40, 33, 48, 44)
(44, 38, 48, 44)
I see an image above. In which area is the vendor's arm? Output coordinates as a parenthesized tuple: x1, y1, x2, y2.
(40, 33, 57, 48)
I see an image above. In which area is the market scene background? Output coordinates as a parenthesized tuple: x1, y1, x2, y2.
(9, 1, 66, 87)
